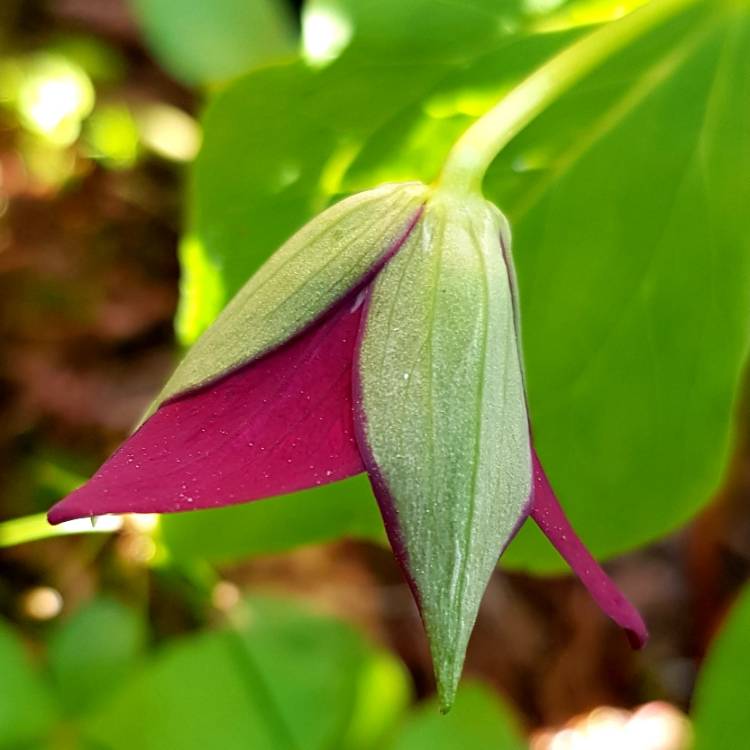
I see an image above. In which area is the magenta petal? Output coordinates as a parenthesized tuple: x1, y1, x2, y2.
(48, 295, 367, 525)
(530, 449, 649, 649)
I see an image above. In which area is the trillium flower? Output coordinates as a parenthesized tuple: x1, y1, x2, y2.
(48, 181, 647, 710)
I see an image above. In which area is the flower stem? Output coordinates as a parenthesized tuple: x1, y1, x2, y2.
(439, 0, 699, 194)
(0, 512, 123, 548)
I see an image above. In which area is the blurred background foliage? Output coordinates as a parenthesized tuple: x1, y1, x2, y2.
(1, 0, 749, 747)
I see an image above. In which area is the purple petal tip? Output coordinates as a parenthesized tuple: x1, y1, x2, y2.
(530, 449, 648, 649)
(48, 295, 368, 525)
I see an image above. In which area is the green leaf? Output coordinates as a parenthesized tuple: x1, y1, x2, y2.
(129, 0, 296, 85)
(47, 597, 146, 715)
(84, 630, 280, 749)
(499, 5, 750, 569)
(342, 649, 412, 750)
(84, 597, 409, 750)
(387, 682, 525, 750)
(303, 0, 522, 64)
(175, 233, 225, 346)
(191, 61, 446, 308)
(301, 0, 622, 64)
(0, 619, 56, 746)
(357, 192, 529, 708)
(230, 598, 409, 750)
(161, 474, 385, 564)
(692, 585, 750, 749)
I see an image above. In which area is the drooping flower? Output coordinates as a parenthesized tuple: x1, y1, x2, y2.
(48, 181, 647, 710)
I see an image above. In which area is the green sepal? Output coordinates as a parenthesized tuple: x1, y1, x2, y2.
(154, 181, 428, 410)
(356, 189, 530, 710)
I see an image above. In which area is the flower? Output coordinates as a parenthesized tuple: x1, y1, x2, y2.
(48, 181, 647, 710)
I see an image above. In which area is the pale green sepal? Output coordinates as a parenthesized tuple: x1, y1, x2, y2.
(357, 190, 530, 710)
(155, 181, 428, 409)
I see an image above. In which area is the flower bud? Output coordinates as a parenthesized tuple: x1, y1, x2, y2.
(355, 189, 531, 709)
(48, 180, 646, 713)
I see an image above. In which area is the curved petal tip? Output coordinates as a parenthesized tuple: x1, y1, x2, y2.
(530, 449, 649, 649)
(48, 295, 367, 525)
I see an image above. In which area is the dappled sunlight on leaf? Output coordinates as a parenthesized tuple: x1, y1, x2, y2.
(302, 1, 354, 66)
(175, 234, 225, 345)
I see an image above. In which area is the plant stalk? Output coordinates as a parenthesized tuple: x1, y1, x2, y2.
(0, 512, 123, 548)
(439, 0, 700, 193)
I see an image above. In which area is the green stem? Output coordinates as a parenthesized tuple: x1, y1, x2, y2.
(0, 512, 123, 548)
(439, 0, 699, 193)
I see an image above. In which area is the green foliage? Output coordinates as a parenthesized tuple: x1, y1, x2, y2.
(303, 0, 524, 63)
(176, 234, 226, 347)
(84, 630, 289, 749)
(161, 474, 384, 563)
(47, 597, 146, 715)
(0, 619, 56, 747)
(129, 0, 296, 85)
(0, 594, 529, 748)
(387, 682, 526, 750)
(78, 597, 411, 749)
(174, 0, 750, 571)
(692, 585, 750, 749)
(499, 5, 750, 570)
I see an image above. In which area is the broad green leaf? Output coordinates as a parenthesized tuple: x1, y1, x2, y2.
(340, 30, 582, 193)
(692, 585, 750, 749)
(301, 0, 630, 64)
(357, 192, 530, 708)
(47, 597, 146, 715)
(0, 619, 56, 746)
(342, 650, 412, 750)
(83, 630, 280, 749)
(387, 682, 526, 750)
(161, 474, 384, 564)
(303, 0, 522, 64)
(175, 234, 225, 346)
(85, 597, 409, 750)
(129, 0, 296, 85)
(231, 598, 409, 750)
(499, 4, 750, 569)
(190, 61, 448, 309)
